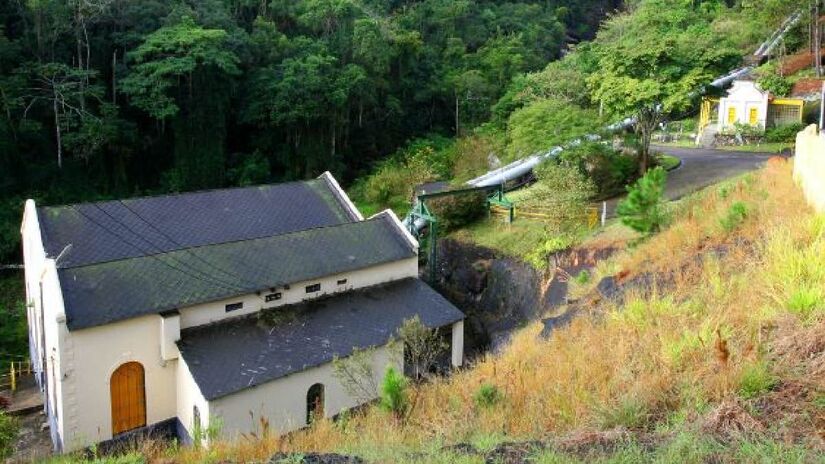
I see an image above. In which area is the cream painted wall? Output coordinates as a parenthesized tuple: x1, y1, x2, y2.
(176, 356, 210, 443)
(178, 257, 418, 329)
(20, 201, 47, 377)
(57, 314, 178, 452)
(794, 124, 825, 212)
(209, 344, 400, 439)
(718, 81, 769, 130)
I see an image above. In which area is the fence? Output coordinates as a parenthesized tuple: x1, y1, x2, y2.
(793, 124, 825, 212)
(490, 203, 605, 229)
(0, 358, 32, 393)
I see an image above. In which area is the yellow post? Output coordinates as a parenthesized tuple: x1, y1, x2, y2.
(10, 362, 16, 392)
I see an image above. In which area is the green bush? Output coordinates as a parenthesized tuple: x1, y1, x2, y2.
(379, 365, 408, 417)
(765, 123, 804, 143)
(738, 361, 777, 399)
(574, 270, 590, 285)
(758, 74, 793, 97)
(559, 142, 637, 198)
(786, 285, 824, 321)
(617, 167, 667, 235)
(429, 191, 488, 233)
(719, 202, 748, 233)
(474, 383, 502, 409)
(0, 412, 18, 460)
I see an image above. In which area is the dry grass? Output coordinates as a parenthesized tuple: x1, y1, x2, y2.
(129, 162, 825, 463)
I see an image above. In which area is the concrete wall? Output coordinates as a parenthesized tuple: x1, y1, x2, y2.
(208, 344, 400, 439)
(179, 257, 418, 329)
(793, 124, 825, 212)
(57, 314, 179, 451)
(176, 356, 210, 443)
(20, 201, 46, 380)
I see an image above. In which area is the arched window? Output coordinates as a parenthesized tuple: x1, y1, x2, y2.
(306, 383, 324, 425)
(110, 362, 146, 435)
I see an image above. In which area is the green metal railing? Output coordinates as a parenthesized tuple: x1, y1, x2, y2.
(406, 184, 514, 283)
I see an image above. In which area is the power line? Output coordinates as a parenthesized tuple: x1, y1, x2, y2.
(115, 199, 263, 290)
(68, 204, 248, 294)
(85, 202, 252, 293)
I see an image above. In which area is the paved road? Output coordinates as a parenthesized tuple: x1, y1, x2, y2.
(655, 145, 775, 200)
(605, 145, 776, 216)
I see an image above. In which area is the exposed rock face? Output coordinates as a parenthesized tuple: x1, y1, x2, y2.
(433, 239, 619, 353)
(433, 239, 542, 353)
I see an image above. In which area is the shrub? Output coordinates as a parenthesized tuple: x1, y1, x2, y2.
(738, 361, 777, 399)
(758, 74, 793, 97)
(428, 191, 488, 233)
(0, 412, 18, 459)
(574, 270, 590, 285)
(765, 123, 804, 143)
(560, 142, 637, 199)
(719, 202, 748, 233)
(396, 316, 447, 380)
(786, 285, 824, 321)
(474, 383, 502, 409)
(379, 366, 408, 417)
(617, 167, 667, 235)
(521, 163, 596, 226)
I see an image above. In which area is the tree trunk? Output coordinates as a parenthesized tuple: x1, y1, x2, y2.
(455, 92, 460, 136)
(816, 1, 823, 78)
(112, 51, 117, 104)
(53, 96, 63, 169)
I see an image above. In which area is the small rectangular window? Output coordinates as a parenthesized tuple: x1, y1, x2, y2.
(265, 292, 282, 302)
(305, 283, 321, 293)
(337, 279, 347, 285)
(225, 302, 243, 312)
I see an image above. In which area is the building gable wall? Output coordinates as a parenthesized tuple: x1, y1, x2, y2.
(718, 81, 769, 130)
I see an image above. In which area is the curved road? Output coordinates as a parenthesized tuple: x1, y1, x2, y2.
(605, 145, 776, 216)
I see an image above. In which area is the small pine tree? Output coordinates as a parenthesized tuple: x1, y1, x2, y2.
(379, 365, 408, 417)
(617, 166, 667, 235)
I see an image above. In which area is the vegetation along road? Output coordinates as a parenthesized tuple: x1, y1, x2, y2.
(605, 146, 775, 217)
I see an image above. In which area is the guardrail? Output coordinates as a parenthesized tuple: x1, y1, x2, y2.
(0, 358, 32, 393)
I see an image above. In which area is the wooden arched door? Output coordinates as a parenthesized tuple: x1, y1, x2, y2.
(110, 362, 146, 435)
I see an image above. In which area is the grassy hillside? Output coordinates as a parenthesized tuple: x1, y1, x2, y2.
(87, 161, 825, 463)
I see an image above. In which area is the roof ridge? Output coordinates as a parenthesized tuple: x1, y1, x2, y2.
(58, 213, 396, 270)
(38, 178, 325, 211)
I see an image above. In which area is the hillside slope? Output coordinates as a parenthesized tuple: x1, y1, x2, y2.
(104, 161, 825, 464)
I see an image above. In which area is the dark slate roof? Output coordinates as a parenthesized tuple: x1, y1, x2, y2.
(176, 278, 464, 400)
(39, 177, 358, 269)
(59, 212, 416, 330)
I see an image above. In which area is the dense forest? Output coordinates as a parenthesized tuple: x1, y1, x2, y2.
(0, 0, 806, 365)
(0, 0, 623, 262)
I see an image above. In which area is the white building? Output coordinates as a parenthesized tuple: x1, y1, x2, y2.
(20, 172, 465, 453)
(704, 79, 804, 132)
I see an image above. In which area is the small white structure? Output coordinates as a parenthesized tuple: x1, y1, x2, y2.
(717, 80, 771, 130)
(21, 172, 465, 453)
